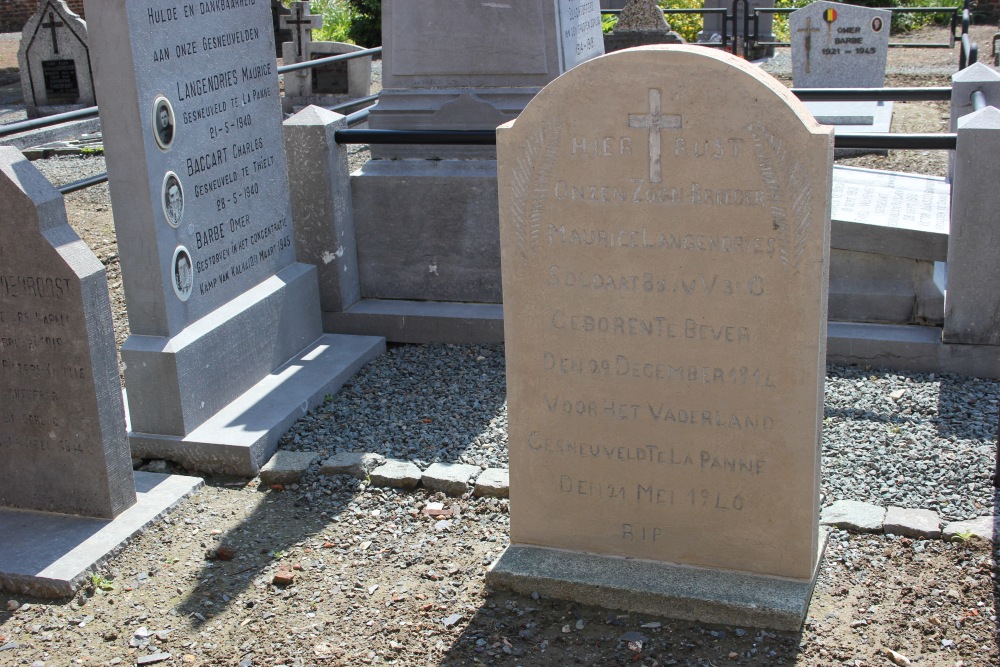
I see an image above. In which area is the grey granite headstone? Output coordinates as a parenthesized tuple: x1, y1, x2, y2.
(0, 146, 133, 519)
(17, 0, 95, 119)
(84, 0, 384, 475)
(0, 147, 203, 599)
(790, 1, 890, 89)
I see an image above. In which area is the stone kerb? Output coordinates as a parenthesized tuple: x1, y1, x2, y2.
(492, 45, 833, 629)
(17, 0, 95, 118)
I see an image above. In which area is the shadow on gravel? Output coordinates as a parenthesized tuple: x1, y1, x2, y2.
(438, 590, 805, 666)
(173, 478, 352, 628)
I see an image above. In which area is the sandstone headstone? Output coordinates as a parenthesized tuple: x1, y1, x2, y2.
(0, 146, 133, 519)
(17, 0, 95, 118)
(491, 45, 832, 630)
(84, 0, 383, 475)
(790, 1, 891, 89)
(605, 0, 684, 53)
(0, 147, 202, 598)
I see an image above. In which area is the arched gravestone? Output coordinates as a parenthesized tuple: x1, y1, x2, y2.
(490, 46, 833, 631)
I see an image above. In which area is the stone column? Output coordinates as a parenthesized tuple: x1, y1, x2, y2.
(943, 106, 1000, 345)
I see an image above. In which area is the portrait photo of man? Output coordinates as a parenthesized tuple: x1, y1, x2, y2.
(172, 246, 193, 301)
(153, 96, 175, 149)
(162, 172, 184, 227)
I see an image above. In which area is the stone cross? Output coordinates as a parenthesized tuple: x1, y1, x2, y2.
(280, 1, 323, 61)
(796, 16, 820, 74)
(628, 88, 682, 183)
(42, 11, 65, 54)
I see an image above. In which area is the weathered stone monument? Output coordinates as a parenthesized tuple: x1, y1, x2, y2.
(319, 0, 603, 342)
(604, 0, 684, 52)
(280, 1, 373, 114)
(488, 45, 833, 630)
(0, 147, 200, 597)
(18, 0, 96, 118)
(83, 0, 384, 476)
(791, 1, 893, 133)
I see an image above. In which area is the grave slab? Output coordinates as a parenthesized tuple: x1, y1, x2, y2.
(0, 472, 202, 598)
(830, 166, 949, 262)
(17, 0, 95, 118)
(491, 45, 832, 630)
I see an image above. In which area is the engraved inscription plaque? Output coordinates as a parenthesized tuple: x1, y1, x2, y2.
(497, 46, 833, 581)
(41, 58, 80, 102)
(312, 61, 349, 95)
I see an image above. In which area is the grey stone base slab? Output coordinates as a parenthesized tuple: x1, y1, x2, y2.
(128, 334, 385, 476)
(474, 468, 510, 498)
(319, 452, 385, 479)
(324, 299, 504, 344)
(827, 322, 1000, 380)
(487, 539, 827, 632)
(0, 472, 202, 598)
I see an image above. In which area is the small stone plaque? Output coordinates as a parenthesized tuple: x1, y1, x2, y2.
(0, 147, 135, 519)
(312, 60, 349, 95)
(41, 58, 80, 102)
(831, 167, 949, 233)
(557, 0, 605, 71)
(790, 1, 891, 88)
(497, 45, 832, 582)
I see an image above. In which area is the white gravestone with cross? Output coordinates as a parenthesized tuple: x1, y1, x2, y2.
(280, 1, 373, 113)
(17, 0, 95, 118)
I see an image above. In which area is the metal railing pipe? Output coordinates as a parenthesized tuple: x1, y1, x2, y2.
(834, 133, 956, 150)
(791, 87, 951, 102)
(277, 47, 382, 74)
(57, 173, 109, 195)
(972, 89, 987, 111)
(0, 106, 100, 138)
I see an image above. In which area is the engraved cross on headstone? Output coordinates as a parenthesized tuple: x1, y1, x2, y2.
(628, 88, 682, 184)
(42, 10, 65, 55)
(797, 16, 820, 74)
(280, 1, 323, 61)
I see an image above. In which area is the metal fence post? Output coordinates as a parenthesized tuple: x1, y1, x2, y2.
(948, 63, 1000, 180)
